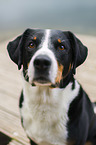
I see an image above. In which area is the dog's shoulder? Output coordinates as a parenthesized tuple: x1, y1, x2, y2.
(67, 84, 96, 144)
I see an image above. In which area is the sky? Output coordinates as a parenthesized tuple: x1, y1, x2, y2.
(0, 0, 96, 35)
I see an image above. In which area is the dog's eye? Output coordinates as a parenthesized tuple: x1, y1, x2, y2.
(58, 45, 65, 50)
(28, 42, 35, 49)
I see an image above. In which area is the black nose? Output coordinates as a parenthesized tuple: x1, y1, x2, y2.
(34, 55, 51, 70)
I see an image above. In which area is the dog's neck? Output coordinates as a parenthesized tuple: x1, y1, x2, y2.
(22, 74, 79, 107)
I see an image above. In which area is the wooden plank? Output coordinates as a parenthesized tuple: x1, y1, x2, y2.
(8, 140, 24, 145)
(0, 109, 29, 144)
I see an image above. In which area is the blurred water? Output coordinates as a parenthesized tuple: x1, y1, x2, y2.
(0, 0, 96, 37)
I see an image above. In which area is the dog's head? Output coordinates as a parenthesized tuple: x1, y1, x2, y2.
(7, 29, 88, 87)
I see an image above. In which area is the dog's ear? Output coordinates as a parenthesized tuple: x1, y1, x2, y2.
(7, 34, 23, 70)
(67, 31, 88, 74)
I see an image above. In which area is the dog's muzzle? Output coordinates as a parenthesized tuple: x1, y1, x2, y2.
(33, 55, 52, 85)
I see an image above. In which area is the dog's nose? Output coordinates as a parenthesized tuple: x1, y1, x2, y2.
(34, 55, 51, 70)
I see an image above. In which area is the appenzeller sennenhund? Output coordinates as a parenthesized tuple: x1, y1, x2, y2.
(7, 29, 96, 145)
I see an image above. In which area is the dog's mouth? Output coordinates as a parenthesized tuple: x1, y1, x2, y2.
(32, 77, 52, 86)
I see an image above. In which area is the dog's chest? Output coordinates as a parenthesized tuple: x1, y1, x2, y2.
(21, 103, 68, 145)
(21, 88, 69, 144)
(20, 81, 80, 145)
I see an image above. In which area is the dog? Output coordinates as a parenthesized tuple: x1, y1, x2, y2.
(7, 29, 96, 145)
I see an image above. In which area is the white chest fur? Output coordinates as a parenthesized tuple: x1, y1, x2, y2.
(20, 79, 80, 145)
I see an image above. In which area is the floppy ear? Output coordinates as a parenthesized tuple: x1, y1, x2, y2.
(68, 31, 88, 74)
(7, 34, 23, 70)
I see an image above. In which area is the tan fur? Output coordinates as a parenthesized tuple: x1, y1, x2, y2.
(55, 62, 72, 85)
(55, 62, 63, 84)
(33, 36, 37, 40)
(27, 63, 29, 67)
(58, 39, 61, 43)
(85, 142, 93, 145)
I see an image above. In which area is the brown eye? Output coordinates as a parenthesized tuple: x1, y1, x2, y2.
(59, 45, 65, 50)
(29, 42, 35, 49)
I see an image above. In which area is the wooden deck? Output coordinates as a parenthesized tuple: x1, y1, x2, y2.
(0, 34, 96, 145)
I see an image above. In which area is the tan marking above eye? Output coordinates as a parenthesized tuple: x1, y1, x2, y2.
(58, 39, 61, 43)
(33, 36, 37, 40)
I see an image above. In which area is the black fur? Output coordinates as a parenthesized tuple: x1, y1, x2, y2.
(7, 35, 23, 69)
(29, 139, 37, 145)
(19, 91, 24, 126)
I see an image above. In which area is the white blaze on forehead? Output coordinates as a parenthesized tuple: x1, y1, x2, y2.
(41, 29, 50, 50)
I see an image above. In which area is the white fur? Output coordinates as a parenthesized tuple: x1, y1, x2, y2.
(27, 29, 58, 85)
(20, 77, 80, 145)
